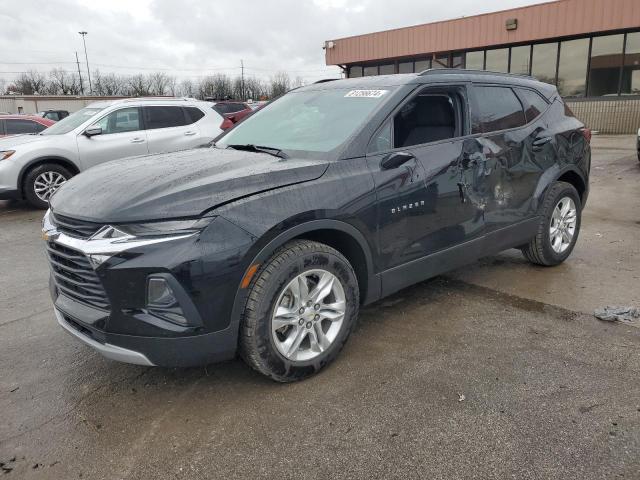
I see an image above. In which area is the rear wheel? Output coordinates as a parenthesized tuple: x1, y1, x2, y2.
(239, 240, 359, 382)
(521, 181, 581, 266)
(24, 163, 72, 209)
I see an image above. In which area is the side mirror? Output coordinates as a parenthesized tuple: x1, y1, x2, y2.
(381, 151, 415, 170)
(83, 126, 102, 137)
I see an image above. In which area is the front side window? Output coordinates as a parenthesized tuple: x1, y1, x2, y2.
(218, 87, 394, 155)
(143, 106, 186, 129)
(40, 107, 104, 135)
(6, 119, 46, 135)
(93, 107, 141, 134)
(472, 86, 525, 134)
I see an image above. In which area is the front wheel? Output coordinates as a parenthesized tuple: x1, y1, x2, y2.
(239, 240, 359, 382)
(521, 181, 582, 266)
(23, 163, 72, 209)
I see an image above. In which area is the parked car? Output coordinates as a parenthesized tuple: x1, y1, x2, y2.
(43, 70, 590, 382)
(38, 109, 70, 121)
(212, 101, 253, 123)
(0, 115, 55, 137)
(0, 98, 226, 208)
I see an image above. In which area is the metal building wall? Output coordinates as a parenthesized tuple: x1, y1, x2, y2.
(566, 98, 640, 134)
(325, 0, 640, 65)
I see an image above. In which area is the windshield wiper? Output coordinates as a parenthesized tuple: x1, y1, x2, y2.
(227, 144, 289, 159)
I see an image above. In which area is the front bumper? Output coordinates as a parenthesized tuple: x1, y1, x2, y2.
(44, 211, 255, 367)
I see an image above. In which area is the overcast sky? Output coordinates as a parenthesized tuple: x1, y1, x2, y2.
(0, 0, 552, 84)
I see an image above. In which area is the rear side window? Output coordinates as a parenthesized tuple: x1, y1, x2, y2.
(184, 107, 205, 124)
(516, 88, 549, 123)
(6, 119, 46, 134)
(472, 86, 526, 134)
(213, 103, 245, 115)
(143, 106, 186, 129)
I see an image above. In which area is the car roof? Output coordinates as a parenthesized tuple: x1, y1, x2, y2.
(0, 114, 54, 123)
(299, 69, 556, 98)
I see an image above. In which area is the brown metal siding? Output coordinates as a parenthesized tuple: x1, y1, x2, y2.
(325, 0, 640, 65)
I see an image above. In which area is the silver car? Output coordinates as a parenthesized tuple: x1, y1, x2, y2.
(0, 98, 225, 208)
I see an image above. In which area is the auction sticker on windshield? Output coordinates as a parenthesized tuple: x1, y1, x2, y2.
(344, 90, 388, 98)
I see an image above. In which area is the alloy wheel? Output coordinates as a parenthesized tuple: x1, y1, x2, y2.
(549, 196, 577, 253)
(271, 269, 346, 362)
(33, 171, 67, 202)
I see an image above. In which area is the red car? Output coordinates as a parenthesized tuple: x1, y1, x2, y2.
(211, 101, 253, 126)
(0, 115, 55, 137)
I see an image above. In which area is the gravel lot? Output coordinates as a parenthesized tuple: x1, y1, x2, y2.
(0, 135, 638, 479)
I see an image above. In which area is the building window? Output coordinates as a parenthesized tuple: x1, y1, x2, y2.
(433, 54, 449, 69)
(510, 45, 531, 75)
(465, 51, 484, 70)
(415, 58, 431, 72)
(622, 32, 640, 95)
(485, 48, 509, 73)
(531, 42, 558, 85)
(557, 38, 589, 97)
(379, 63, 395, 75)
(363, 65, 378, 76)
(349, 66, 363, 78)
(588, 34, 624, 96)
(398, 61, 414, 74)
(451, 53, 463, 69)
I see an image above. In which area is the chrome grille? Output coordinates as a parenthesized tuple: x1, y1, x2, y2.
(51, 212, 103, 239)
(46, 242, 110, 310)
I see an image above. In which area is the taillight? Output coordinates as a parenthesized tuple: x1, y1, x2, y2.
(581, 127, 592, 143)
(220, 118, 234, 130)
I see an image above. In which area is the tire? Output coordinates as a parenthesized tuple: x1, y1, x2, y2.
(239, 240, 359, 382)
(23, 163, 73, 209)
(521, 181, 582, 266)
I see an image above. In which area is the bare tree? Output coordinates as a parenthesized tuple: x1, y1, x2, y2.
(269, 71, 291, 98)
(49, 68, 81, 95)
(291, 76, 305, 88)
(14, 70, 48, 95)
(148, 72, 171, 96)
(198, 74, 233, 100)
(244, 77, 268, 101)
(178, 79, 195, 97)
(128, 74, 152, 96)
(0, 78, 6, 95)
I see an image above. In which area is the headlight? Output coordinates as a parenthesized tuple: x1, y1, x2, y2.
(114, 216, 215, 237)
(0, 150, 16, 160)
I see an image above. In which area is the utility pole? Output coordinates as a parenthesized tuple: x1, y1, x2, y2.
(78, 31, 92, 94)
(75, 51, 84, 95)
(240, 59, 245, 101)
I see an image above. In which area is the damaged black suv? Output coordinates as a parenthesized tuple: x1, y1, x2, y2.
(43, 70, 590, 382)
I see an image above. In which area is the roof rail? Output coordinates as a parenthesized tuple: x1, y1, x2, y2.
(417, 68, 535, 80)
(313, 78, 341, 84)
(120, 97, 192, 103)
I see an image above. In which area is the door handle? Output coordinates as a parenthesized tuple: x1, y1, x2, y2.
(130, 137, 145, 144)
(381, 151, 415, 170)
(184, 131, 197, 136)
(532, 135, 553, 151)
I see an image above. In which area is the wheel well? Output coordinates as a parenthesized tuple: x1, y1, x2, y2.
(294, 229, 369, 304)
(557, 170, 586, 205)
(19, 158, 79, 197)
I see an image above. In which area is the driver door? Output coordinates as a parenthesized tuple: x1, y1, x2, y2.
(366, 85, 486, 296)
(76, 107, 148, 170)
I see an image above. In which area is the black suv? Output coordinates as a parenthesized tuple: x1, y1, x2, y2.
(43, 70, 590, 382)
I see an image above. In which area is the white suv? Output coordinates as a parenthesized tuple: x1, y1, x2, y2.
(0, 98, 225, 208)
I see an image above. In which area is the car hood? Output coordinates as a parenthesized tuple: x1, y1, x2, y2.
(0, 133, 50, 148)
(50, 147, 329, 223)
